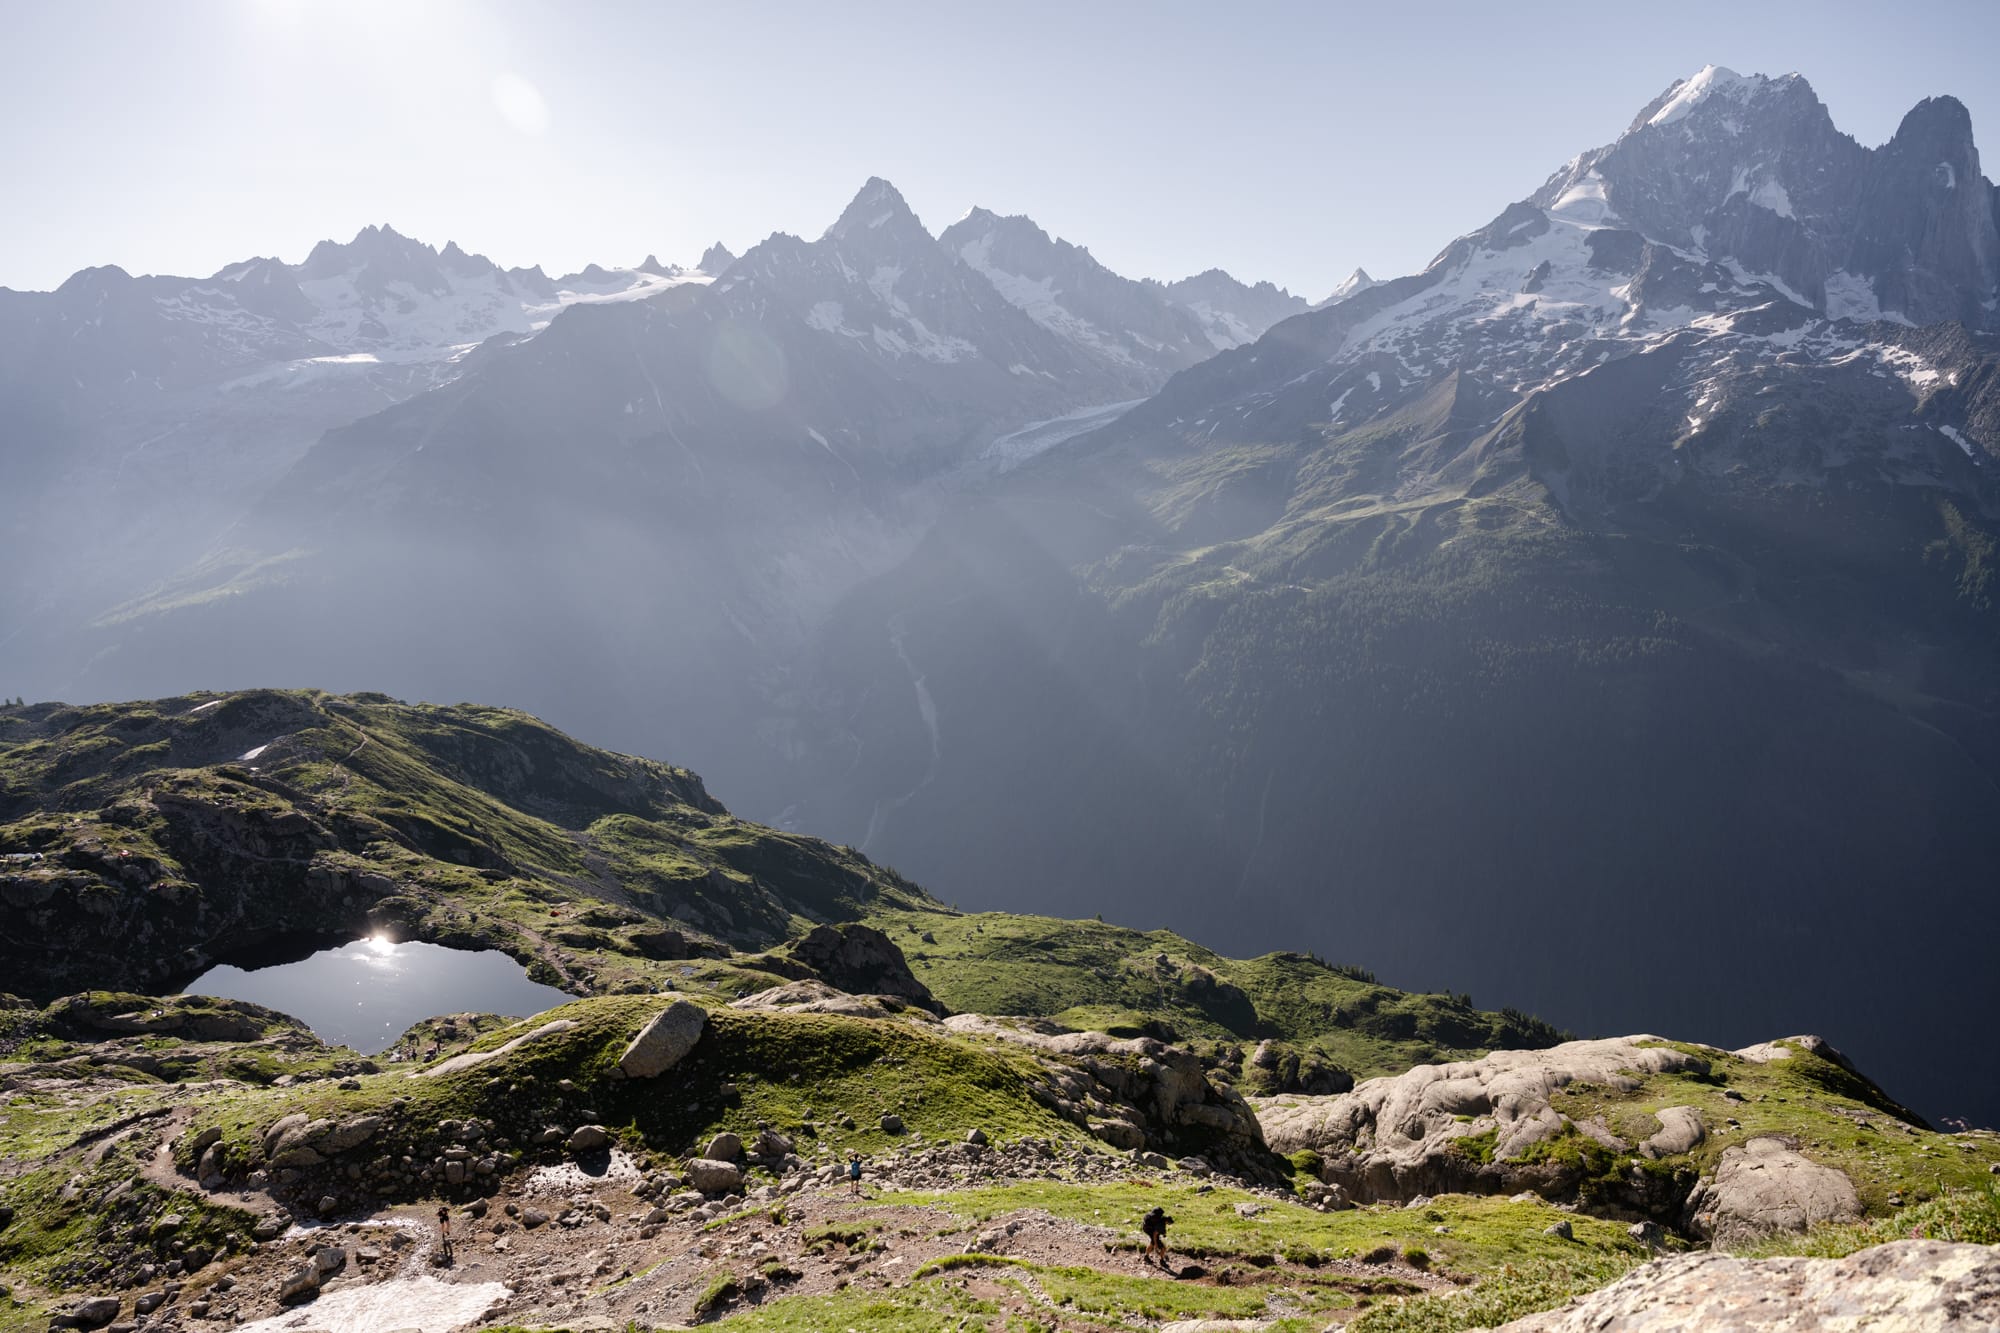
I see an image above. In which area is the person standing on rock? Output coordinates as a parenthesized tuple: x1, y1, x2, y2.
(1141, 1206, 1173, 1268)
(437, 1205, 454, 1264)
(847, 1152, 863, 1197)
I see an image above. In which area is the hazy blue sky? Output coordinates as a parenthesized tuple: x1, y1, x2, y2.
(4, 0, 1995, 297)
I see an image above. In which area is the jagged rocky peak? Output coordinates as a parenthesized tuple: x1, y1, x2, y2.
(696, 241, 736, 276)
(822, 176, 931, 249)
(296, 221, 455, 296)
(438, 239, 500, 279)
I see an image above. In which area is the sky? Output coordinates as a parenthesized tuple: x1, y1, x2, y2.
(3, 0, 1996, 299)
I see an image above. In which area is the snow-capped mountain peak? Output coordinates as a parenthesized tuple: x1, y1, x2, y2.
(1324, 267, 1377, 305)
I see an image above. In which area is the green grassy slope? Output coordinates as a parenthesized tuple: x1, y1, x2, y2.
(869, 906, 1564, 1082)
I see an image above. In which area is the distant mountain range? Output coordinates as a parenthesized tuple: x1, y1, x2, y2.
(1, 179, 1306, 811)
(4, 66, 1997, 1126)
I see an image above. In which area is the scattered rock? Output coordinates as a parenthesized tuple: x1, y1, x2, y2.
(704, 1132, 743, 1162)
(966, 1127, 988, 1147)
(880, 1113, 905, 1134)
(1544, 1219, 1574, 1241)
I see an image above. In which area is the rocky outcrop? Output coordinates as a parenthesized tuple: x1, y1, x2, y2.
(616, 1000, 707, 1078)
(941, 1014, 1269, 1174)
(412, 1018, 578, 1079)
(775, 924, 942, 1014)
(1684, 1136, 1862, 1249)
(1260, 1036, 1709, 1206)
(1496, 1240, 2000, 1331)
(730, 979, 930, 1021)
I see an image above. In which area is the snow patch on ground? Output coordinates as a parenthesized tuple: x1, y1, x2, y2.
(1940, 424, 1977, 459)
(232, 1275, 510, 1333)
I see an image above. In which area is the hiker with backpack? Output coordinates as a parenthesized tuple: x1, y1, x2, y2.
(1141, 1205, 1173, 1268)
(847, 1152, 863, 1196)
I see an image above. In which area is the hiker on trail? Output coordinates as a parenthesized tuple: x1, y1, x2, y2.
(1141, 1206, 1173, 1268)
(437, 1205, 454, 1263)
(847, 1152, 863, 1197)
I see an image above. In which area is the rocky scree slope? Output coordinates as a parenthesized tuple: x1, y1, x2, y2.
(779, 66, 2000, 1130)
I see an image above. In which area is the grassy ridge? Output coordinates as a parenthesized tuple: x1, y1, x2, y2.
(0, 690, 930, 999)
(869, 906, 1563, 1080)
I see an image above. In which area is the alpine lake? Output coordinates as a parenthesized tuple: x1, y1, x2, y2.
(180, 936, 573, 1054)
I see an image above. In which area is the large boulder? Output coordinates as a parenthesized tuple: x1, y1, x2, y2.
(54, 1296, 120, 1329)
(1496, 1239, 1999, 1330)
(686, 1157, 744, 1193)
(1685, 1136, 1862, 1249)
(780, 924, 941, 1013)
(566, 1125, 610, 1154)
(617, 1000, 707, 1079)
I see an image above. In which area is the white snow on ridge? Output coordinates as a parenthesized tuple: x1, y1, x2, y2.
(1939, 424, 1977, 459)
(294, 267, 704, 363)
(1648, 65, 1758, 127)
